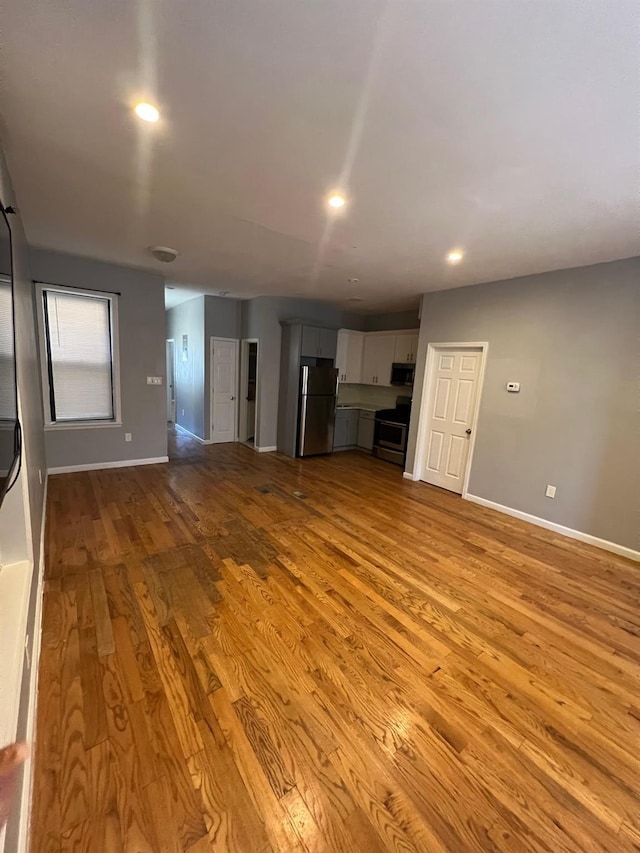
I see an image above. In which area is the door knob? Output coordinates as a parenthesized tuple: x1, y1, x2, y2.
(465, 428, 472, 435)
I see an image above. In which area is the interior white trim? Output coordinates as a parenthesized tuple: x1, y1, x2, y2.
(465, 493, 640, 562)
(15, 476, 48, 853)
(255, 445, 277, 453)
(0, 560, 31, 749)
(408, 341, 489, 495)
(175, 423, 213, 444)
(48, 456, 169, 475)
(402, 471, 418, 481)
(35, 283, 122, 429)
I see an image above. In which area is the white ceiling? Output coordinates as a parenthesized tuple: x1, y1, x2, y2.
(1, 1, 639, 311)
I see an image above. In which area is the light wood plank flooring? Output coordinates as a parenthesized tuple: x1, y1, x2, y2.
(31, 430, 640, 851)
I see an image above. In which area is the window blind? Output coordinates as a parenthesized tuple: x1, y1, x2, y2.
(44, 290, 114, 421)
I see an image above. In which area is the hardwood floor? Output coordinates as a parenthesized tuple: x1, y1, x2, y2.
(31, 429, 640, 852)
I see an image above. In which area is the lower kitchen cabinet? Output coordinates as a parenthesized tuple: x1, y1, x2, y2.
(333, 409, 360, 450)
(357, 410, 375, 450)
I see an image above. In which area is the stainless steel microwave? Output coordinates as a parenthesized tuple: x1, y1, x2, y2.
(390, 363, 415, 386)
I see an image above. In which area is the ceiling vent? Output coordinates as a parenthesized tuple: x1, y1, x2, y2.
(149, 245, 179, 263)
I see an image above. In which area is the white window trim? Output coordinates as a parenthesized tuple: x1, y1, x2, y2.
(36, 283, 123, 430)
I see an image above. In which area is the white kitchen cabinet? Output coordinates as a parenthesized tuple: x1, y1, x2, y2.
(335, 330, 364, 383)
(361, 334, 396, 386)
(393, 333, 419, 364)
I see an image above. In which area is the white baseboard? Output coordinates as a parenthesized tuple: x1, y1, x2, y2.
(402, 471, 418, 481)
(175, 424, 213, 444)
(48, 456, 169, 475)
(256, 445, 277, 453)
(464, 493, 640, 562)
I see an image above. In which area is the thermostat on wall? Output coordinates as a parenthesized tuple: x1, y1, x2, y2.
(506, 382, 520, 392)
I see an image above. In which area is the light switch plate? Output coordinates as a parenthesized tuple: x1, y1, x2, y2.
(147, 376, 163, 385)
(545, 485, 556, 498)
(506, 382, 520, 392)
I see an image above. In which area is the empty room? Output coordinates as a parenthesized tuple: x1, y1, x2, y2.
(0, 1, 639, 851)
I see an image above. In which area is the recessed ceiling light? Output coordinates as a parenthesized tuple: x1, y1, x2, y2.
(348, 278, 360, 283)
(328, 194, 346, 209)
(166, 286, 175, 290)
(447, 250, 463, 263)
(218, 291, 229, 297)
(135, 102, 160, 123)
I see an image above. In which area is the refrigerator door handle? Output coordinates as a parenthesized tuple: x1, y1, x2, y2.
(300, 365, 309, 395)
(298, 396, 308, 455)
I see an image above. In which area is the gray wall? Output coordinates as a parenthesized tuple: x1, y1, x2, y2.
(30, 248, 167, 469)
(241, 296, 359, 449)
(167, 296, 206, 439)
(0, 139, 47, 852)
(406, 257, 640, 551)
(166, 295, 243, 441)
(364, 308, 420, 332)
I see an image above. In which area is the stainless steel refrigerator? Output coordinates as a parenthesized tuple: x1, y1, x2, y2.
(297, 366, 338, 456)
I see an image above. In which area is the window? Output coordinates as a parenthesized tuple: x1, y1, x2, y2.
(38, 285, 121, 427)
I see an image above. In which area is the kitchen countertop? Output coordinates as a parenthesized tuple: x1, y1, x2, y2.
(336, 404, 379, 412)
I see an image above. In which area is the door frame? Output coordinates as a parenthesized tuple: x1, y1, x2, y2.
(209, 337, 240, 443)
(238, 338, 260, 444)
(165, 339, 176, 423)
(411, 341, 489, 497)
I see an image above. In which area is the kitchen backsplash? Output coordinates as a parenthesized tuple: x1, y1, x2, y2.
(337, 383, 411, 409)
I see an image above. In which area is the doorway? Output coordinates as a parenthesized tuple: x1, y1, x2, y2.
(413, 343, 488, 495)
(166, 339, 176, 423)
(239, 339, 259, 446)
(210, 337, 239, 443)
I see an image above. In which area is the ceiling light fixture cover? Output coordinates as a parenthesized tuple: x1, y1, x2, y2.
(328, 194, 346, 209)
(149, 245, 179, 263)
(135, 102, 160, 123)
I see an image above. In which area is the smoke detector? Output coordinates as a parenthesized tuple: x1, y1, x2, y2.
(149, 245, 179, 263)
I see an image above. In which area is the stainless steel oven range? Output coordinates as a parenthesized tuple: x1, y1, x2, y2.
(373, 397, 411, 466)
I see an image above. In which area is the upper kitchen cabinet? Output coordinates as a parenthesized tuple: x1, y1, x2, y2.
(300, 325, 338, 360)
(336, 329, 364, 383)
(393, 333, 419, 364)
(361, 334, 396, 386)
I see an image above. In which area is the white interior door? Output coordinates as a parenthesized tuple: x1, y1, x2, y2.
(211, 338, 238, 443)
(421, 348, 481, 493)
(166, 340, 175, 422)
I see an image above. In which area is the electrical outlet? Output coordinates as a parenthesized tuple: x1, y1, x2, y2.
(545, 485, 556, 498)
(38, 468, 43, 485)
(181, 409, 185, 416)
(125, 433, 132, 442)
